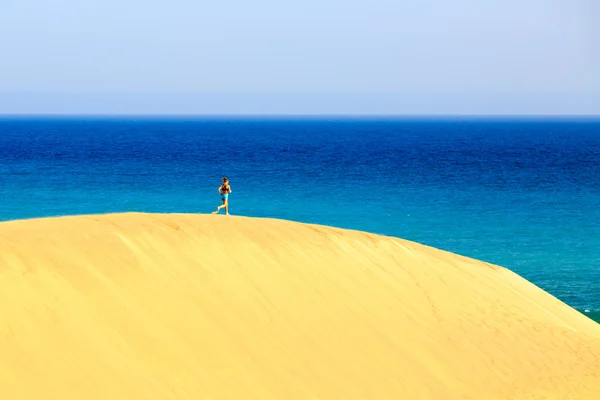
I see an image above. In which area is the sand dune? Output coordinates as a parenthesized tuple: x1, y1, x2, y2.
(1, 213, 599, 399)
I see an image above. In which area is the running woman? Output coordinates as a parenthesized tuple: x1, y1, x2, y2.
(212, 177, 232, 215)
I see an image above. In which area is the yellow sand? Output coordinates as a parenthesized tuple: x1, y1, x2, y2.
(1, 213, 599, 400)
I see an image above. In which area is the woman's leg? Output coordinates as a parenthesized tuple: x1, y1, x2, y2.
(212, 199, 225, 214)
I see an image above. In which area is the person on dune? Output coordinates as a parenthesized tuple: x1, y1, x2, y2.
(212, 177, 232, 215)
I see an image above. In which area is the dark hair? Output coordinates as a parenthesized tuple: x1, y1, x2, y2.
(222, 177, 228, 182)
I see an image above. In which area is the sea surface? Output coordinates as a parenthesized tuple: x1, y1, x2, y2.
(1, 117, 599, 322)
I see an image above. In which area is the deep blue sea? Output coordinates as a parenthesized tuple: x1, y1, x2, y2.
(1, 117, 599, 322)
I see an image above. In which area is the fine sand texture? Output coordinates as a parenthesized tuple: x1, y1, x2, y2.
(1, 213, 599, 399)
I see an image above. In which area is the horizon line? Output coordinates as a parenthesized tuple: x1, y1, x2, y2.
(1, 113, 600, 120)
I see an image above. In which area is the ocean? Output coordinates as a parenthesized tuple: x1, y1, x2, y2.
(1, 117, 599, 322)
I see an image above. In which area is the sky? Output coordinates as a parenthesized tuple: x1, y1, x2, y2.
(0, 0, 598, 115)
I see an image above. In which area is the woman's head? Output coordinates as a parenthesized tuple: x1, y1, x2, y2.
(222, 177, 228, 183)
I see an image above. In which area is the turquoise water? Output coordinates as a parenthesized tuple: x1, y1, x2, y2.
(1, 117, 598, 321)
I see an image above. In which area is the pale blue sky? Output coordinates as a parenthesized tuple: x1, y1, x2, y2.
(1, 0, 598, 115)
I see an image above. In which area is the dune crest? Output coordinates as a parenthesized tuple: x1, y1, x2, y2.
(1, 213, 599, 399)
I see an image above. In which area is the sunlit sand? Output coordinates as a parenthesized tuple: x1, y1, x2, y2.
(1, 213, 599, 399)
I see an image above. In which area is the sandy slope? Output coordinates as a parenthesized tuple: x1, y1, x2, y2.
(1, 213, 599, 400)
